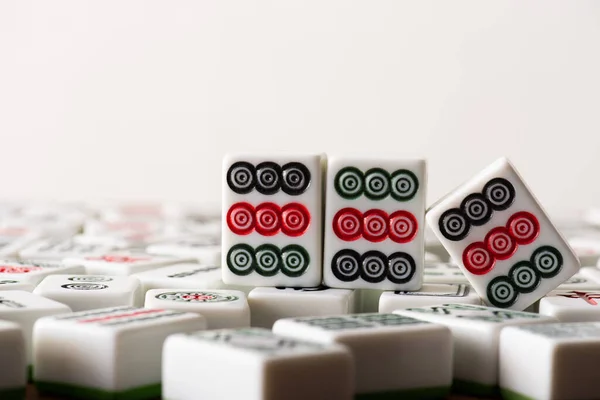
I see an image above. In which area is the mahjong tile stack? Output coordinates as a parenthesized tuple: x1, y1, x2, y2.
(323, 156, 426, 290)
(426, 158, 580, 310)
(222, 154, 324, 287)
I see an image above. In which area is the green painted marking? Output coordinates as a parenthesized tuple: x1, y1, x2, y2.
(452, 379, 498, 397)
(36, 381, 161, 400)
(0, 387, 25, 400)
(355, 386, 450, 399)
(500, 388, 535, 400)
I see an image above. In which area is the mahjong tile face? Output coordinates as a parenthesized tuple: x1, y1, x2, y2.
(426, 158, 580, 310)
(539, 290, 600, 322)
(222, 154, 324, 287)
(323, 157, 426, 290)
(0, 259, 85, 285)
(399, 303, 549, 324)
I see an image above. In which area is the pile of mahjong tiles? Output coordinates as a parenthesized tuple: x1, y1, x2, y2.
(4, 157, 600, 400)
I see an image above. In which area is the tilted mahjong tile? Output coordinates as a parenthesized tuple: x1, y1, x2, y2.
(0, 321, 26, 399)
(222, 154, 324, 287)
(273, 313, 451, 398)
(0, 259, 85, 285)
(146, 236, 221, 265)
(145, 289, 249, 329)
(33, 275, 142, 311)
(163, 328, 353, 400)
(555, 269, 600, 291)
(323, 157, 426, 290)
(34, 306, 205, 399)
(426, 158, 580, 310)
(18, 238, 118, 261)
(63, 253, 192, 276)
(247, 286, 355, 328)
(0, 290, 71, 375)
(131, 263, 223, 294)
(394, 303, 555, 397)
(500, 323, 600, 400)
(0, 277, 35, 292)
(423, 262, 469, 284)
(539, 289, 600, 322)
(379, 283, 481, 312)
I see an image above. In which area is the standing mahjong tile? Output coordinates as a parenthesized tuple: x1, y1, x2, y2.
(323, 157, 426, 290)
(426, 158, 580, 310)
(222, 154, 323, 287)
(394, 303, 556, 397)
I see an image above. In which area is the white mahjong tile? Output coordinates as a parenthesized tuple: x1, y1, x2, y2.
(273, 313, 452, 398)
(323, 156, 426, 290)
(423, 262, 469, 284)
(247, 286, 355, 328)
(426, 158, 580, 310)
(394, 303, 555, 397)
(500, 323, 600, 399)
(0, 276, 35, 291)
(63, 253, 192, 276)
(379, 283, 481, 312)
(0, 320, 26, 397)
(145, 289, 249, 329)
(556, 269, 600, 291)
(539, 289, 600, 322)
(0, 290, 71, 368)
(33, 275, 142, 311)
(163, 328, 353, 400)
(34, 306, 205, 398)
(222, 154, 324, 287)
(567, 236, 600, 265)
(0, 259, 85, 285)
(131, 263, 224, 294)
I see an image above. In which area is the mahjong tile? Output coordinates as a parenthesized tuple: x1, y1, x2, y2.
(63, 253, 192, 276)
(0, 259, 85, 285)
(426, 158, 580, 310)
(146, 236, 221, 265)
(379, 283, 481, 312)
(0, 321, 26, 399)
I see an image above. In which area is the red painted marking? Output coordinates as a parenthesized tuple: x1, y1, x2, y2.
(79, 309, 165, 323)
(362, 209, 389, 242)
(388, 210, 418, 244)
(333, 208, 363, 241)
(462, 242, 495, 275)
(485, 226, 517, 260)
(558, 291, 600, 306)
(226, 202, 255, 236)
(86, 255, 151, 263)
(507, 212, 540, 245)
(281, 203, 310, 237)
(182, 294, 215, 301)
(0, 266, 43, 274)
(255, 203, 281, 236)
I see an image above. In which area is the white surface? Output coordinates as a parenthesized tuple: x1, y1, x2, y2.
(273, 313, 452, 395)
(131, 263, 223, 294)
(33, 306, 206, 391)
(222, 154, 323, 287)
(499, 323, 600, 399)
(394, 303, 556, 388)
(379, 284, 481, 312)
(1, 2, 599, 215)
(162, 328, 354, 400)
(426, 158, 580, 310)
(64, 254, 190, 276)
(0, 260, 85, 285)
(540, 290, 600, 322)
(0, 290, 71, 365)
(145, 289, 249, 329)
(423, 263, 469, 284)
(0, 321, 26, 391)
(247, 286, 355, 328)
(33, 275, 141, 311)
(323, 156, 425, 290)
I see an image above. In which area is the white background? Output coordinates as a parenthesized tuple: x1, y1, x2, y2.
(1, 1, 599, 217)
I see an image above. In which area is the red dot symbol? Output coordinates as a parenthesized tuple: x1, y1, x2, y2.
(388, 210, 418, 243)
(462, 242, 495, 275)
(333, 208, 363, 241)
(362, 209, 389, 242)
(507, 211, 540, 245)
(281, 203, 311, 237)
(226, 202, 255, 236)
(485, 226, 517, 260)
(255, 202, 282, 236)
